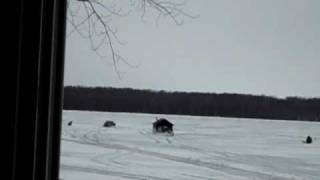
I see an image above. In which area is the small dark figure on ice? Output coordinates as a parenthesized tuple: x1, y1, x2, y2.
(302, 136, 313, 144)
(305, 136, 312, 144)
(68, 121, 72, 126)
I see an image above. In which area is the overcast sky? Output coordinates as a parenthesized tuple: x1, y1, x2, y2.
(64, 0, 320, 98)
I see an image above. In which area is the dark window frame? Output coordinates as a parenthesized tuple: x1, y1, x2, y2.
(10, 0, 67, 180)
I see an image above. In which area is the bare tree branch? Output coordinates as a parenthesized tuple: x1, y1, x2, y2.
(67, 0, 197, 78)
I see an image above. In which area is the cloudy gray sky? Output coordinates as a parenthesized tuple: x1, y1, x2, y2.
(64, 0, 320, 98)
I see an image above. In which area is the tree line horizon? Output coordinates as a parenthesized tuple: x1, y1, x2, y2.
(63, 86, 320, 122)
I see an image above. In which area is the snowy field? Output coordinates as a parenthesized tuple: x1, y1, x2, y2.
(60, 110, 320, 180)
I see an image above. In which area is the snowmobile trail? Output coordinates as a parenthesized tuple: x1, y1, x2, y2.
(60, 111, 320, 180)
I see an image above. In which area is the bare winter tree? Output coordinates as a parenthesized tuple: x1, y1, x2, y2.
(67, 0, 197, 78)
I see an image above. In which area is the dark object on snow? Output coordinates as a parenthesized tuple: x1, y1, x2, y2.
(153, 118, 174, 135)
(103, 121, 116, 127)
(305, 136, 312, 144)
(68, 121, 72, 126)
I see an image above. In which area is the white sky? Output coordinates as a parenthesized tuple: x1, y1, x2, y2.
(64, 0, 320, 98)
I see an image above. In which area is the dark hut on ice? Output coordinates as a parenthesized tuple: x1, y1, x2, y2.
(153, 118, 174, 135)
(103, 120, 116, 127)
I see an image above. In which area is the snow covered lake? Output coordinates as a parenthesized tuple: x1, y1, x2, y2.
(60, 110, 320, 180)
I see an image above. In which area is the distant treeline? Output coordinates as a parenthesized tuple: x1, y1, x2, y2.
(63, 86, 320, 121)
